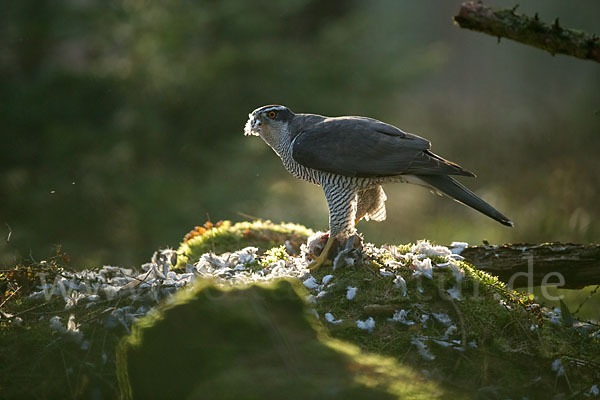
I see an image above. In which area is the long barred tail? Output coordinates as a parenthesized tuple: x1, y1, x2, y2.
(417, 175, 513, 227)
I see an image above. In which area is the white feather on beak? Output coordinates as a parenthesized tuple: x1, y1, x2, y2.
(244, 113, 261, 136)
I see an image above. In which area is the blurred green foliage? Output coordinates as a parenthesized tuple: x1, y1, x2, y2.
(1, 0, 599, 267)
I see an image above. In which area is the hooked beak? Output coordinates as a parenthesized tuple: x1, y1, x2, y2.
(244, 113, 261, 136)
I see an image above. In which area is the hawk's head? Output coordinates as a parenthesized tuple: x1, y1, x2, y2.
(244, 105, 295, 150)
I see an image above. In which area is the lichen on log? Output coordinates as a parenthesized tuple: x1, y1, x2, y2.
(454, 2, 600, 63)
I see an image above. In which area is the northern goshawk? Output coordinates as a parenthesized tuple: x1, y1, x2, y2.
(244, 105, 512, 269)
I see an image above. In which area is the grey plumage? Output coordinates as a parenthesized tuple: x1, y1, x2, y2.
(292, 117, 473, 178)
(244, 104, 513, 241)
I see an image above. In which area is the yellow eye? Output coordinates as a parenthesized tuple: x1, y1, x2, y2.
(267, 111, 277, 119)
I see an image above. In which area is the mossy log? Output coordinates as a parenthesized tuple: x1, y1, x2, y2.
(118, 281, 449, 399)
(2, 221, 599, 399)
(461, 243, 600, 289)
(454, 2, 600, 63)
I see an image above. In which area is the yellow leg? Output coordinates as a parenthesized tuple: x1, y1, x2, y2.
(308, 236, 337, 271)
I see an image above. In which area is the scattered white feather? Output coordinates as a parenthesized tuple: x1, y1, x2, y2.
(389, 309, 415, 325)
(303, 276, 319, 290)
(552, 359, 565, 377)
(548, 308, 562, 325)
(447, 286, 462, 301)
(49, 316, 66, 334)
(411, 240, 452, 258)
(411, 337, 435, 361)
(432, 313, 452, 326)
(385, 259, 405, 270)
(393, 275, 407, 296)
(324, 312, 342, 324)
(322, 274, 334, 285)
(442, 325, 457, 340)
(356, 317, 375, 333)
(412, 258, 433, 279)
(66, 314, 79, 333)
(346, 286, 357, 300)
(62, 279, 81, 291)
(449, 262, 465, 283)
(333, 249, 356, 270)
(102, 285, 119, 299)
(21, 237, 568, 369)
(449, 242, 469, 255)
(379, 268, 394, 277)
(27, 290, 46, 300)
(64, 291, 86, 309)
(433, 339, 453, 347)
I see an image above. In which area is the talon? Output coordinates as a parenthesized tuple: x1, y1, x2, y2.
(308, 256, 331, 271)
(307, 236, 337, 271)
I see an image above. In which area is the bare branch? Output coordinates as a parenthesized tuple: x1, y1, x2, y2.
(454, 2, 600, 63)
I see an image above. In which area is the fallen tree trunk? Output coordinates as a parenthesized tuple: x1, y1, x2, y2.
(460, 243, 600, 289)
(454, 2, 600, 63)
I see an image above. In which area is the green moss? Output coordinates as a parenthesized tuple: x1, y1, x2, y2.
(309, 253, 599, 397)
(0, 295, 125, 399)
(2, 221, 599, 399)
(175, 220, 313, 269)
(260, 245, 290, 267)
(117, 279, 458, 399)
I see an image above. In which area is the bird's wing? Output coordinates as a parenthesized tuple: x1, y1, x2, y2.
(291, 117, 474, 178)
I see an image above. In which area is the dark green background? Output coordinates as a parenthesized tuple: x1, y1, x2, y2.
(1, 0, 599, 267)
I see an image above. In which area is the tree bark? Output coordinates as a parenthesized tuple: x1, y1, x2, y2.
(460, 243, 600, 289)
(454, 2, 600, 63)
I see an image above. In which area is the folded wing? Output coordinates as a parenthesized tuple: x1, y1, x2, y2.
(291, 117, 474, 178)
